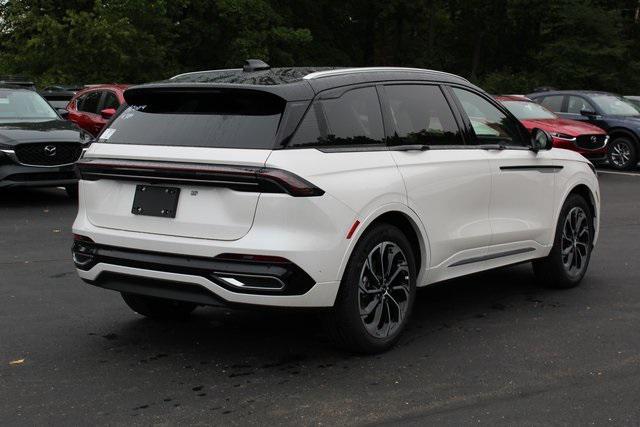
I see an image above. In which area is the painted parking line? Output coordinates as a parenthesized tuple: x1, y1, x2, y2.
(596, 169, 640, 177)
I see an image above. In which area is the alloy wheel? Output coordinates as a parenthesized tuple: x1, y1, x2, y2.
(358, 241, 411, 338)
(610, 141, 632, 168)
(560, 207, 591, 277)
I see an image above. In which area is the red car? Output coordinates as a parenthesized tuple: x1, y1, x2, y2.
(496, 95, 608, 162)
(66, 84, 129, 136)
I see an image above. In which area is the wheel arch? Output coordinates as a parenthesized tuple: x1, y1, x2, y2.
(336, 204, 430, 287)
(554, 178, 600, 247)
(608, 127, 639, 146)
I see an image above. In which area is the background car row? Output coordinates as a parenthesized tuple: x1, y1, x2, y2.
(526, 90, 640, 170)
(1, 71, 639, 201)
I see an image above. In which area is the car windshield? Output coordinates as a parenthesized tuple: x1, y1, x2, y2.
(500, 100, 557, 120)
(590, 94, 640, 116)
(625, 97, 640, 112)
(0, 89, 59, 122)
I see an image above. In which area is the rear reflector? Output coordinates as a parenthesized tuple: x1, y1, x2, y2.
(346, 220, 361, 239)
(76, 159, 324, 197)
(73, 234, 94, 243)
(214, 253, 291, 264)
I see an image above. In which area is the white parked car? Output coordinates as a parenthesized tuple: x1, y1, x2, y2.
(72, 62, 600, 353)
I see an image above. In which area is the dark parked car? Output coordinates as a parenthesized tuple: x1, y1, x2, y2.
(0, 75, 36, 91)
(66, 84, 129, 136)
(40, 85, 83, 110)
(528, 90, 640, 170)
(0, 85, 89, 197)
(496, 95, 608, 162)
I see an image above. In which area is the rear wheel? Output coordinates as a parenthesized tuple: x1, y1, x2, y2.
(533, 194, 593, 289)
(121, 293, 197, 320)
(607, 137, 637, 170)
(324, 224, 417, 354)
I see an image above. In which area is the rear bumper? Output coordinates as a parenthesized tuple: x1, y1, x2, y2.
(77, 263, 340, 308)
(0, 163, 77, 188)
(73, 241, 317, 296)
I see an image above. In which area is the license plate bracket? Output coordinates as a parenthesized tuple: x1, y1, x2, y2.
(131, 185, 180, 218)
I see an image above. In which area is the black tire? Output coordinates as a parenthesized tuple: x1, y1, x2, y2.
(607, 137, 637, 170)
(121, 293, 197, 320)
(533, 194, 594, 289)
(65, 184, 78, 199)
(324, 224, 417, 354)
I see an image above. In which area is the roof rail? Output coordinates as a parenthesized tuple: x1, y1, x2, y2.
(303, 67, 470, 83)
(169, 68, 242, 80)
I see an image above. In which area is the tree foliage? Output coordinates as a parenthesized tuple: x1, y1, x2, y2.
(0, 0, 639, 93)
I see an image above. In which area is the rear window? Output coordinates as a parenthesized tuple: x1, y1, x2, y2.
(101, 90, 286, 149)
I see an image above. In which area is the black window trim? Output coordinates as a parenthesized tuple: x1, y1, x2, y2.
(445, 83, 531, 150)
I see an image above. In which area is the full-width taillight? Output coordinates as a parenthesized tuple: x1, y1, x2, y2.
(76, 159, 325, 197)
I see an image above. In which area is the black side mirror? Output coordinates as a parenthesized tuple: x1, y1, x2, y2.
(580, 109, 597, 117)
(56, 108, 69, 119)
(531, 128, 553, 152)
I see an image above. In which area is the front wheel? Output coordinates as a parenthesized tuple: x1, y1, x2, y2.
(607, 137, 637, 170)
(121, 293, 197, 320)
(533, 194, 594, 289)
(324, 224, 417, 354)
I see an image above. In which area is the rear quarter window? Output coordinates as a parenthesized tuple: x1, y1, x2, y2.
(538, 95, 564, 112)
(288, 86, 385, 148)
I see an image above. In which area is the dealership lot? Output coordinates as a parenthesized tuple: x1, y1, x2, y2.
(1, 170, 640, 425)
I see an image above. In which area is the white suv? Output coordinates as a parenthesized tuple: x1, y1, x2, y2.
(72, 62, 600, 353)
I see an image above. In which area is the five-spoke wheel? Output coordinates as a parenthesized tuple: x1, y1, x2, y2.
(608, 138, 637, 170)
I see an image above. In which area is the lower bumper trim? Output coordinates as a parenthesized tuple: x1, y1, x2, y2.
(84, 272, 227, 307)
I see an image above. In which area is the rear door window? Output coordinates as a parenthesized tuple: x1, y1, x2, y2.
(78, 91, 102, 114)
(103, 90, 285, 149)
(385, 84, 462, 146)
(289, 86, 384, 148)
(567, 96, 595, 114)
(539, 95, 564, 112)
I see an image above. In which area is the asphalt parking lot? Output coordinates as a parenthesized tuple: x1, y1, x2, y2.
(2, 170, 640, 425)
